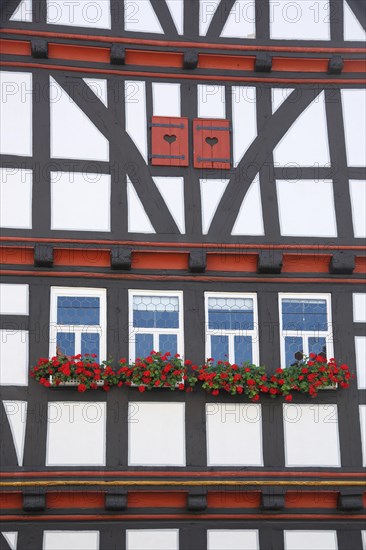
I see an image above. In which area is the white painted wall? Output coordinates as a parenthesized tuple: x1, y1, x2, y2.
(360, 405, 366, 468)
(46, 402, 106, 466)
(124, 0, 163, 33)
(270, 0, 330, 40)
(206, 403, 263, 466)
(349, 180, 366, 238)
(0, 169, 32, 230)
(276, 180, 337, 237)
(0, 71, 32, 157)
(284, 404, 341, 467)
(126, 530, 179, 550)
(220, 0, 255, 39)
(274, 92, 330, 166)
(208, 530, 259, 550)
(50, 77, 109, 162)
(341, 90, 366, 166)
(51, 172, 110, 232)
(152, 83, 180, 117)
(0, 284, 29, 315)
(353, 294, 366, 323)
(0, 330, 28, 386)
(355, 337, 366, 390)
(284, 530, 338, 550)
(128, 402, 185, 466)
(2, 401, 27, 466)
(43, 531, 99, 550)
(125, 81, 148, 162)
(47, 0, 111, 28)
(198, 85, 226, 119)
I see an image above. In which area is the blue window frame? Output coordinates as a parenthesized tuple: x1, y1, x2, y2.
(50, 288, 106, 361)
(129, 291, 183, 361)
(279, 294, 333, 367)
(205, 293, 259, 365)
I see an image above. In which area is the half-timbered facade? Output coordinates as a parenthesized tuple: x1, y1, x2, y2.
(0, 0, 365, 548)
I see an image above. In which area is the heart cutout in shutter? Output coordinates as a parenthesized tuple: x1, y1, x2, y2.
(205, 137, 218, 147)
(164, 134, 177, 144)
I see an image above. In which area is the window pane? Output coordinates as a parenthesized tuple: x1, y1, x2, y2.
(282, 299, 328, 331)
(81, 333, 100, 360)
(308, 336, 327, 357)
(57, 296, 100, 325)
(285, 336, 303, 366)
(159, 334, 177, 356)
(133, 296, 179, 328)
(234, 335, 252, 364)
(57, 332, 75, 356)
(208, 297, 254, 330)
(135, 333, 154, 359)
(211, 335, 229, 361)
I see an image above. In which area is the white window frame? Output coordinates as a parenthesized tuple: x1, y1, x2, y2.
(49, 287, 107, 360)
(279, 292, 334, 368)
(128, 289, 184, 362)
(204, 292, 260, 365)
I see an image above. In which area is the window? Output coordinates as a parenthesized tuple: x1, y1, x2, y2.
(205, 293, 259, 364)
(49, 287, 107, 361)
(129, 290, 183, 361)
(279, 293, 333, 368)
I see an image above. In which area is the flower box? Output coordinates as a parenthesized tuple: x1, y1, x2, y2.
(49, 376, 104, 388)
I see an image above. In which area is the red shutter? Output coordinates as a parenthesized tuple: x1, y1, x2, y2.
(150, 116, 189, 166)
(193, 119, 231, 170)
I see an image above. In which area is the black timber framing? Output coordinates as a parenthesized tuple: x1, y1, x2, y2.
(0, 521, 364, 550)
(0, 66, 365, 245)
(0, 274, 365, 473)
(1, 0, 365, 45)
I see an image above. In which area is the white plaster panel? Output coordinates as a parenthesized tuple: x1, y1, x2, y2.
(206, 403, 263, 466)
(270, 0, 330, 40)
(153, 177, 185, 234)
(200, 0, 221, 35)
(0, 168, 32, 229)
(127, 177, 155, 233)
(0, 71, 32, 156)
(198, 84, 226, 119)
(125, 80, 147, 162)
(152, 83, 180, 117)
(220, 0, 255, 38)
(166, 0, 183, 34)
(362, 530, 366, 550)
(0, 284, 29, 315)
(1, 532, 17, 550)
(360, 405, 366, 467)
(232, 86, 256, 167)
(349, 180, 366, 238)
(344, 0, 366, 41)
(128, 402, 185, 466)
(47, 0, 110, 28)
(51, 171, 110, 232)
(124, 0, 163, 33)
(355, 337, 366, 390)
(82, 78, 108, 107)
(43, 531, 99, 550)
(354, 294, 366, 323)
(10, 0, 32, 21)
(283, 404, 341, 467)
(273, 92, 330, 166)
(341, 90, 366, 166)
(2, 401, 27, 466)
(46, 402, 106, 466)
(50, 77, 109, 161)
(272, 88, 295, 113)
(276, 179, 337, 237)
(200, 179, 229, 234)
(231, 174, 264, 235)
(284, 531, 338, 550)
(0, 330, 28, 386)
(208, 530, 259, 550)
(126, 530, 179, 550)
